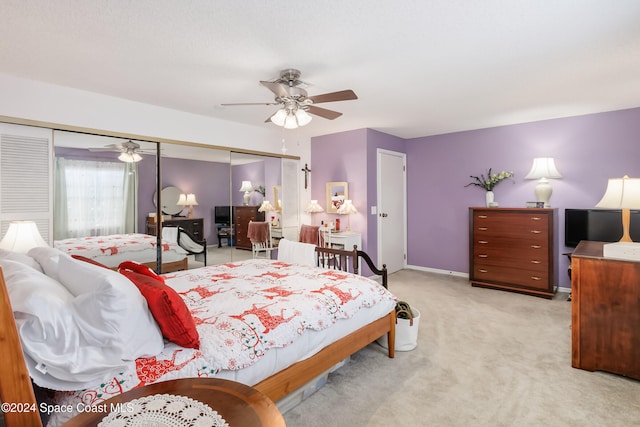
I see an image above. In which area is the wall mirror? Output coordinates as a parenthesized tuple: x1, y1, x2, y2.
(326, 181, 348, 213)
(50, 129, 298, 271)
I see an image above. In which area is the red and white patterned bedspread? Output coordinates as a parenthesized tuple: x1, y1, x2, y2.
(49, 259, 395, 424)
(54, 233, 180, 258)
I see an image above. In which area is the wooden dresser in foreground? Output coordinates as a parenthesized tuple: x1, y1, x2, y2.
(570, 240, 640, 380)
(469, 207, 557, 298)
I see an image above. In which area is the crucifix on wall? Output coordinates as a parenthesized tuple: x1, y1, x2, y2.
(301, 163, 311, 189)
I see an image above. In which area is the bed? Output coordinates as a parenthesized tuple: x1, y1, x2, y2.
(0, 245, 396, 427)
(54, 233, 189, 272)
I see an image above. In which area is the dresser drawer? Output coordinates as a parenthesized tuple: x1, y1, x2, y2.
(469, 208, 556, 298)
(472, 264, 550, 290)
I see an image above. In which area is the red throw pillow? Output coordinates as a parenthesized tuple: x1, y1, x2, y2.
(71, 254, 110, 269)
(118, 265, 199, 349)
(119, 260, 166, 283)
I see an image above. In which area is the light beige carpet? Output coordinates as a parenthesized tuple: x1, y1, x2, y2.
(282, 269, 640, 427)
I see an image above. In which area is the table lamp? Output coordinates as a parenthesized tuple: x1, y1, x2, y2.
(337, 200, 358, 232)
(0, 221, 48, 253)
(595, 175, 640, 260)
(305, 200, 324, 225)
(239, 181, 254, 205)
(524, 157, 562, 207)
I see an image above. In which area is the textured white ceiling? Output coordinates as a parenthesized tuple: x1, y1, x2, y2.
(2, 0, 640, 139)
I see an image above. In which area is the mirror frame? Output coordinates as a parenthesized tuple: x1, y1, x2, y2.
(326, 181, 348, 214)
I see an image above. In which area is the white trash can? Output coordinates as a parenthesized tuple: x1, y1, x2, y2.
(377, 307, 420, 351)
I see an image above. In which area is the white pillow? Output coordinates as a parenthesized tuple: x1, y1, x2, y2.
(0, 259, 127, 389)
(28, 246, 68, 281)
(57, 255, 164, 360)
(0, 248, 43, 272)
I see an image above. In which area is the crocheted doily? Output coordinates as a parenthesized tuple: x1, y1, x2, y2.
(98, 393, 230, 427)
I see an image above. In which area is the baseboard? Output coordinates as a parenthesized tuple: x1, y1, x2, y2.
(405, 265, 469, 278)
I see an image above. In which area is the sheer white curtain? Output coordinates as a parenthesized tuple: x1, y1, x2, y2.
(54, 158, 138, 239)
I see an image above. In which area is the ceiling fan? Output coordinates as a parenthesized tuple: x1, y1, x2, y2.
(221, 69, 358, 129)
(89, 140, 148, 162)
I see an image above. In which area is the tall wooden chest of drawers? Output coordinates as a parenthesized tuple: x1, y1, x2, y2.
(234, 206, 265, 250)
(469, 207, 557, 298)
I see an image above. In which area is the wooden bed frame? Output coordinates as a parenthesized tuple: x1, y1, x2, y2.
(0, 247, 394, 426)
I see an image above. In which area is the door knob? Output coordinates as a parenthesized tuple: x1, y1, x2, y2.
(380, 213, 388, 217)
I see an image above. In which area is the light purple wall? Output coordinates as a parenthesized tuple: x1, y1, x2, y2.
(311, 107, 640, 288)
(406, 107, 640, 287)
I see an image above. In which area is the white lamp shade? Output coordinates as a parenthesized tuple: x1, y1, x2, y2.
(596, 176, 640, 209)
(337, 200, 358, 215)
(0, 221, 48, 253)
(177, 193, 187, 206)
(258, 200, 275, 212)
(270, 109, 287, 126)
(185, 193, 198, 206)
(305, 200, 324, 213)
(524, 157, 562, 179)
(295, 109, 312, 126)
(283, 113, 298, 129)
(118, 152, 142, 163)
(239, 181, 254, 192)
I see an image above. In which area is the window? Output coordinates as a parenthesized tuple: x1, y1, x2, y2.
(55, 158, 137, 238)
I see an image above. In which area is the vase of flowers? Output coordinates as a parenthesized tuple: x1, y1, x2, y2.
(465, 168, 515, 207)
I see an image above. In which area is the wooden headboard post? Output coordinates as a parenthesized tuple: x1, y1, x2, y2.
(0, 267, 44, 427)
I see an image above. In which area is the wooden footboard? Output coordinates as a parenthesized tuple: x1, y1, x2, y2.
(254, 309, 396, 402)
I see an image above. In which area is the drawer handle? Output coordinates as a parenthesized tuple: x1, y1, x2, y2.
(478, 254, 488, 258)
(478, 215, 488, 219)
(530, 260, 541, 264)
(531, 230, 542, 234)
(530, 276, 542, 281)
(478, 240, 488, 244)
(478, 269, 488, 273)
(531, 244, 542, 249)
(478, 227, 488, 231)
(531, 217, 542, 221)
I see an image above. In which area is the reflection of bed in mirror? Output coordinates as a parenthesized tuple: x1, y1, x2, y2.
(53, 233, 188, 272)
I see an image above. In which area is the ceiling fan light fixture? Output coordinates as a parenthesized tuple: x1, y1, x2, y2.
(118, 151, 142, 163)
(270, 108, 287, 126)
(283, 112, 299, 129)
(295, 109, 312, 126)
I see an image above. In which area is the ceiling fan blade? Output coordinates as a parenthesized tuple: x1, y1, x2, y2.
(308, 89, 357, 104)
(88, 147, 119, 152)
(307, 105, 343, 120)
(260, 81, 290, 99)
(221, 102, 280, 106)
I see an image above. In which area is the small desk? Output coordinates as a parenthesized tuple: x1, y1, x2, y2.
(322, 230, 362, 251)
(61, 378, 285, 427)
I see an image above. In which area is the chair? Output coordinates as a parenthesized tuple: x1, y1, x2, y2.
(163, 226, 207, 266)
(247, 221, 274, 259)
(177, 227, 207, 266)
(299, 224, 320, 245)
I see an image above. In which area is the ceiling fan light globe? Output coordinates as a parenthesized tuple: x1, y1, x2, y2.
(270, 108, 287, 126)
(284, 113, 298, 129)
(295, 109, 312, 126)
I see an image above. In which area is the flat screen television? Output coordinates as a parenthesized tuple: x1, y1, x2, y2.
(214, 206, 234, 225)
(564, 208, 640, 247)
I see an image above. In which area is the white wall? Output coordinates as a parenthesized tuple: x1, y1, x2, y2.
(0, 73, 311, 217)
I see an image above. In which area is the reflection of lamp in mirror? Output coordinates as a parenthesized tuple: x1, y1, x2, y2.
(259, 200, 278, 227)
(0, 221, 48, 253)
(177, 193, 198, 218)
(118, 151, 142, 163)
(239, 181, 254, 205)
(305, 200, 324, 225)
(524, 157, 562, 207)
(595, 175, 640, 260)
(337, 200, 358, 232)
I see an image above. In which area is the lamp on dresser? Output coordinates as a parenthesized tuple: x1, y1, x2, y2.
(595, 175, 640, 260)
(524, 157, 562, 207)
(239, 181, 254, 205)
(178, 193, 199, 218)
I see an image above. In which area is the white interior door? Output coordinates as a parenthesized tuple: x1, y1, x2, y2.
(377, 149, 406, 274)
